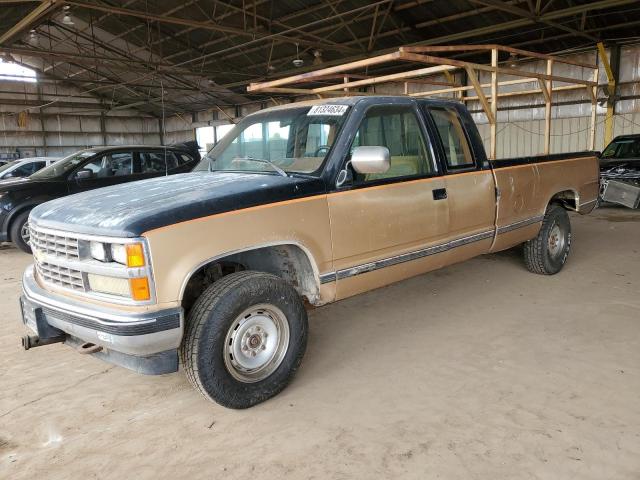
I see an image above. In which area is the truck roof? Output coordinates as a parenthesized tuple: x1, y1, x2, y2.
(259, 95, 461, 114)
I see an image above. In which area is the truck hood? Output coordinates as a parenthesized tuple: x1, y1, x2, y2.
(30, 172, 325, 237)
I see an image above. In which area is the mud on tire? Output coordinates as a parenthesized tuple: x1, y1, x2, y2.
(180, 271, 308, 409)
(524, 203, 571, 275)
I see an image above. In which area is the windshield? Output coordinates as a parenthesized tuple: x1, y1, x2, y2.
(194, 105, 350, 175)
(0, 160, 20, 175)
(601, 138, 640, 160)
(31, 150, 98, 179)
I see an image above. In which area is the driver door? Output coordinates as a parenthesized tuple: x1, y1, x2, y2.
(327, 103, 450, 300)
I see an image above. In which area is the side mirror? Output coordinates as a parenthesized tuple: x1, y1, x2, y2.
(3, 172, 15, 179)
(75, 169, 93, 180)
(351, 146, 390, 174)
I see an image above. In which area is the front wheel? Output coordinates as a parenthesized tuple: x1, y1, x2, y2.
(524, 204, 571, 275)
(10, 210, 32, 254)
(180, 271, 308, 409)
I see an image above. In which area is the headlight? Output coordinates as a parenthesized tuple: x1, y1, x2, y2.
(82, 238, 152, 302)
(90, 241, 108, 262)
(110, 244, 127, 264)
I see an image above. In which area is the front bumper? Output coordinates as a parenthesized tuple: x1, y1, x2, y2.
(21, 265, 182, 374)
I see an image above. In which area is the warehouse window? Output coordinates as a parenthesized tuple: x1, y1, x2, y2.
(0, 59, 36, 83)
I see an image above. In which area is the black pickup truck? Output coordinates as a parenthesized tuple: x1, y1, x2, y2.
(0, 143, 199, 253)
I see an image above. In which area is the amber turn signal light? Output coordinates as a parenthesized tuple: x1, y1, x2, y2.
(126, 243, 145, 267)
(130, 277, 151, 301)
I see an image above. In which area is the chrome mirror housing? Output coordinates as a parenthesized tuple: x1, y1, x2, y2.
(351, 146, 390, 174)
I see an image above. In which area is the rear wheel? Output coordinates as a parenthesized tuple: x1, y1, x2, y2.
(180, 271, 308, 409)
(10, 211, 32, 254)
(524, 204, 571, 275)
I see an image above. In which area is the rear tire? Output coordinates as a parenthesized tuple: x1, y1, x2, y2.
(524, 204, 571, 275)
(10, 211, 32, 254)
(180, 271, 308, 409)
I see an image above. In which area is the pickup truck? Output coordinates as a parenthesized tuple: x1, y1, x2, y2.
(19, 96, 599, 409)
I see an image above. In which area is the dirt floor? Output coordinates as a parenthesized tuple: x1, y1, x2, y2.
(1, 207, 639, 479)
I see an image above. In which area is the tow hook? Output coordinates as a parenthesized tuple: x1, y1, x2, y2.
(22, 334, 66, 350)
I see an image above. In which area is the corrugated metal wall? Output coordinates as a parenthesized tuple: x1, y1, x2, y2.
(0, 80, 161, 158)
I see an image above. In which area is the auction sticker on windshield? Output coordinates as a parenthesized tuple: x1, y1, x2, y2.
(307, 105, 348, 116)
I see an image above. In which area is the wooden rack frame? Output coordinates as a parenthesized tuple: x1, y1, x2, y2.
(247, 45, 599, 159)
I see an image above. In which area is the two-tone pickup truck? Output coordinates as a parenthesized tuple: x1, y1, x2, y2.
(19, 96, 599, 408)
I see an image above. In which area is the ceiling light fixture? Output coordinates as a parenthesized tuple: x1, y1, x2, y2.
(292, 43, 303, 68)
(28, 29, 39, 46)
(62, 5, 74, 25)
(508, 53, 518, 68)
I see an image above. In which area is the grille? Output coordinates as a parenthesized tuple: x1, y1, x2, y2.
(30, 226, 80, 259)
(30, 225, 85, 292)
(35, 261, 86, 292)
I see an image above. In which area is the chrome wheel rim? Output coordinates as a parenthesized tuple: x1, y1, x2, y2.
(547, 223, 565, 257)
(223, 304, 289, 383)
(21, 221, 30, 245)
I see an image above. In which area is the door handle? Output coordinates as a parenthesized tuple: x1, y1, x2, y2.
(432, 188, 448, 200)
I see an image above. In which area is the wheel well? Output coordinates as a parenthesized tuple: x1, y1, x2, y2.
(181, 244, 319, 314)
(6, 206, 34, 241)
(550, 190, 578, 211)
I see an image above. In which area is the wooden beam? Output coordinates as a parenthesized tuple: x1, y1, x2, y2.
(398, 51, 597, 86)
(409, 77, 538, 96)
(461, 84, 586, 101)
(490, 48, 498, 159)
(247, 51, 402, 91)
(311, 64, 456, 93)
(465, 66, 495, 125)
(400, 44, 597, 69)
(538, 78, 550, 103)
(0, 0, 60, 45)
(589, 67, 599, 150)
(544, 59, 553, 155)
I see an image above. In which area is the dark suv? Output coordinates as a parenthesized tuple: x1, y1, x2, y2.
(0, 143, 199, 252)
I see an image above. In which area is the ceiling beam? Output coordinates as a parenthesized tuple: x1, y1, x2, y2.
(63, 1, 356, 53)
(468, 0, 598, 41)
(0, 0, 60, 45)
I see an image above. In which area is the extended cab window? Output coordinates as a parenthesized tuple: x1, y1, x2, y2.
(351, 105, 434, 182)
(429, 107, 474, 169)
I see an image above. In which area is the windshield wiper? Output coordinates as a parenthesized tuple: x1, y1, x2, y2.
(235, 156, 288, 177)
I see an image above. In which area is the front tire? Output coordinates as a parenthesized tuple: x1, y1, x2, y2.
(10, 210, 32, 254)
(180, 271, 308, 409)
(524, 204, 571, 275)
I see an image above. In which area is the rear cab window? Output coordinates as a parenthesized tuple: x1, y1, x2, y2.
(427, 106, 475, 171)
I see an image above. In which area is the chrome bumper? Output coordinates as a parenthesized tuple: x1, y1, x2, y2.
(21, 265, 183, 358)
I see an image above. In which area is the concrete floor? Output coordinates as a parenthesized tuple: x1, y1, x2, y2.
(1, 207, 639, 479)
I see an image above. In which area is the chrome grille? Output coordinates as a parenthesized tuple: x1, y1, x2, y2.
(30, 226, 80, 259)
(30, 225, 85, 292)
(35, 261, 86, 292)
